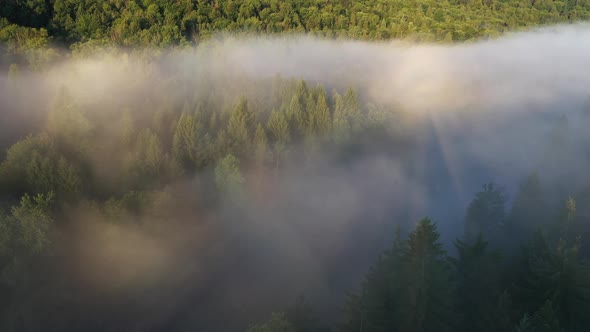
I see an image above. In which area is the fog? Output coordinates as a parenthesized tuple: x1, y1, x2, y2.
(2, 24, 590, 331)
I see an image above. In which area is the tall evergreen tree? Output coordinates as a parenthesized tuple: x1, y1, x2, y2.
(452, 235, 505, 332)
(464, 183, 506, 244)
(309, 85, 331, 136)
(228, 96, 254, 158)
(172, 109, 205, 170)
(343, 87, 362, 133)
(398, 218, 455, 332)
(516, 229, 590, 331)
(267, 110, 290, 167)
(332, 90, 351, 144)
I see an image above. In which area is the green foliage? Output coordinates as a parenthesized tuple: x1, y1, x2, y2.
(0, 60, 589, 331)
(517, 301, 564, 332)
(398, 218, 455, 332)
(3, 0, 590, 56)
(173, 108, 207, 170)
(307, 85, 331, 137)
(0, 192, 54, 258)
(516, 230, 590, 331)
(214, 153, 244, 194)
(127, 128, 182, 188)
(228, 97, 254, 158)
(0, 136, 82, 199)
(332, 90, 350, 144)
(267, 109, 290, 156)
(247, 312, 294, 332)
(344, 219, 456, 332)
(452, 235, 507, 332)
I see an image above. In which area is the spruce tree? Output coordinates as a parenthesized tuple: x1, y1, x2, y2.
(267, 110, 290, 168)
(172, 110, 204, 170)
(452, 235, 503, 332)
(332, 90, 351, 144)
(398, 218, 455, 332)
(464, 183, 506, 244)
(228, 96, 254, 158)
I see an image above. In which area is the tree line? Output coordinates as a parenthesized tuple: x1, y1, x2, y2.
(2, 0, 590, 69)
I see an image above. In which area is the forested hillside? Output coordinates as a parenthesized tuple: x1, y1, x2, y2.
(2, 1, 590, 332)
(3, 0, 590, 68)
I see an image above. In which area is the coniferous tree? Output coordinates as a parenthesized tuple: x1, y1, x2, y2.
(267, 109, 290, 168)
(309, 85, 331, 137)
(332, 90, 351, 144)
(516, 226, 590, 331)
(343, 227, 405, 332)
(172, 109, 204, 170)
(516, 301, 564, 332)
(464, 183, 506, 244)
(398, 218, 455, 332)
(228, 96, 254, 158)
(288, 80, 308, 136)
(343, 87, 362, 133)
(452, 235, 505, 332)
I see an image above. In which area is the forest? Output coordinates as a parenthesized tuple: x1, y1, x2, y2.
(2, 1, 590, 332)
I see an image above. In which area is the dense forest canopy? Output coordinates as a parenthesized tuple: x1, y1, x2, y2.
(3, 0, 590, 69)
(2, 1, 590, 332)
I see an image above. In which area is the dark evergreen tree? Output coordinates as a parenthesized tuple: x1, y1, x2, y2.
(464, 183, 506, 244)
(397, 218, 456, 332)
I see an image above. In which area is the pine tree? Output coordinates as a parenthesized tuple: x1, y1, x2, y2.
(288, 80, 308, 136)
(464, 183, 506, 244)
(172, 110, 204, 170)
(398, 218, 455, 332)
(343, 226, 405, 332)
(517, 301, 563, 332)
(452, 235, 504, 332)
(228, 96, 254, 157)
(516, 230, 590, 331)
(129, 129, 180, 188)
(332, 90, 351, 144)
(530, 301, 563, 332)
(343, 87, 362, 133)
(267, 110, 290, 168)
(309, 85, 331, 136)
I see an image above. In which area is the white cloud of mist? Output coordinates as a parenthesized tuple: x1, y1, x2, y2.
(2, 24, 590, 330)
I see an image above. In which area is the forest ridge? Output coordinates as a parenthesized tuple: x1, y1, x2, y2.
(2, 0, 590, 50)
